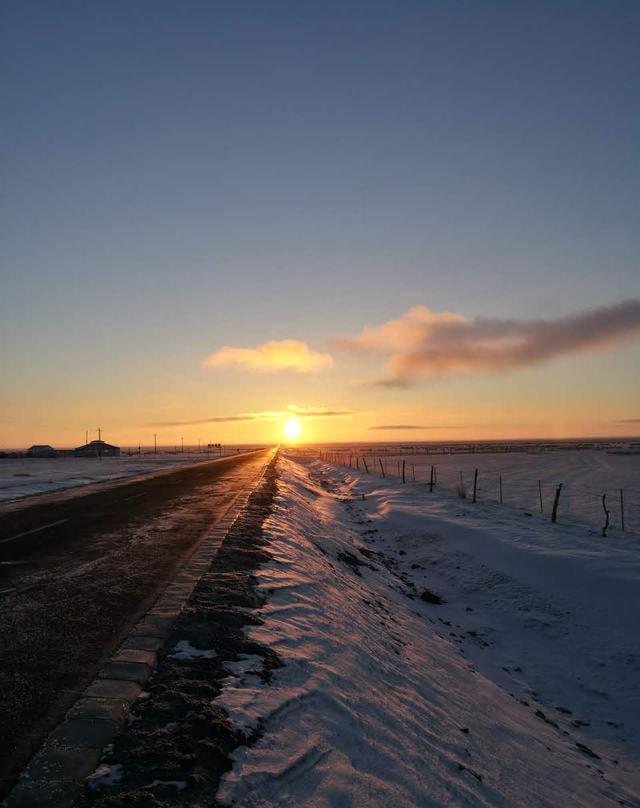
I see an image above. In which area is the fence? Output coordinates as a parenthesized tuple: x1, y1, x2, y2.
(317, 450, 640, 538)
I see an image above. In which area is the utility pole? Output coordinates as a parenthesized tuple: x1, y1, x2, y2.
(85, 430, 88, 445)
(154, 433, 157, 454)
(98, 427, 102, 442)
(181, 437, 184, 453)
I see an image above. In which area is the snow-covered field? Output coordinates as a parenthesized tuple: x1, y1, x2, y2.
(215, 451, 640, 807)
(0, 447, 262, 502)
(320, 448, 640, 536)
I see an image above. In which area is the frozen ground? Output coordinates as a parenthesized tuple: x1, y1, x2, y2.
(0, 447, 262, 502)
(215, 451, 640, 807)
(321, 448, 640, 536)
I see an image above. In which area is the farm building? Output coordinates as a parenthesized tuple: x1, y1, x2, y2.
(73, 439, 120, 457)
(27, 444, 58, 458)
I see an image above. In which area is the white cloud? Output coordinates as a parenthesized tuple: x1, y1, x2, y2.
(205, 339, 333, 373)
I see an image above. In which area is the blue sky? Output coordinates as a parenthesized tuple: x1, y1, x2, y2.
(2, 1, 639, 445)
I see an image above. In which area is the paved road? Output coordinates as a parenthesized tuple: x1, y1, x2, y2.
(0, 448, 273, 798)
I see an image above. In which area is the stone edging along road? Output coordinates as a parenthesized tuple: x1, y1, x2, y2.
(2, 451, 276, 808)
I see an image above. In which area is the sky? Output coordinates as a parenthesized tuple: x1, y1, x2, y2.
(1, 1, 639, 447)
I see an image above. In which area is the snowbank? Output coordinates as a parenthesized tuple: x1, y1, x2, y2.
(215, 453, 640, 807)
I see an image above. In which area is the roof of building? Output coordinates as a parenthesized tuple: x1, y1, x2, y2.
(74, 440, 120, 450)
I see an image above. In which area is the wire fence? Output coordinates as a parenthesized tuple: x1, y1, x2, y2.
(317, 450, 640, 538)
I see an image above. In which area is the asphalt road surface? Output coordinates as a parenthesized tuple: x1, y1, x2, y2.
(0, 448, 274, 798)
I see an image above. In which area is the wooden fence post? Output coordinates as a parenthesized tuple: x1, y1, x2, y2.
(402, 459, 406, 484)
(551, 483, 562, 523)
(602, 493, 610, 538)
(429, 465, 434, 493)
(472, 468, 478, 503)
(379, 458, 385, 477)
(362, 458, 369, 474)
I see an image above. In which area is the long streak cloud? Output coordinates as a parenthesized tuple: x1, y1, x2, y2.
(150, 407, 351, 428)
(336, 300, 640, 387)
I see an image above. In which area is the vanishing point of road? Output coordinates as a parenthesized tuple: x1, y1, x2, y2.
(0, 448, 274, 798)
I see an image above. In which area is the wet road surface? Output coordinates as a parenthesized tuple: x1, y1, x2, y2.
(0, 448, 273, 797)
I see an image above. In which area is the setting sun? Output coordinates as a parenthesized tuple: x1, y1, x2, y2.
(283, 417, 302, 442)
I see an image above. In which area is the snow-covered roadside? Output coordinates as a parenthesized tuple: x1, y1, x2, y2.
(0, 448, 261, 501)
(215, 453, 640, 807)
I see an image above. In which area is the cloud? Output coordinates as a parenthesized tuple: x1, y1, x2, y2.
(205, 339, 333, 373)
(285, 406, 352, 419)
(368, 424, 459, 430)
(150, 407, 351, 428)
(337, 300, 640, 387)
(335, 306, 465, 354)
(369, 424, 426, 430)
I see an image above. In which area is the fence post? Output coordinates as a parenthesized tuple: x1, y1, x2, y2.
(402, 459, 406, 484)
(499, 474, 503, 505)
(356, 457, 360, 470)
(362, 457, 369, 474)
(538, 480, 543, 513)
(602, 493, 610, 538)
(429, 464, 434, 493)
(472, 468, 478, 503)
(379, 458, 385, 477)
(620, 489, 625, 532)
(551, 483, 562, 523)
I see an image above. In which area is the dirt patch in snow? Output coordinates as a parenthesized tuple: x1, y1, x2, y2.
(420, 587, 445, 605)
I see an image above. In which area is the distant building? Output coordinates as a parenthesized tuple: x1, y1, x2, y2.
(27, 444, 58, 458)
(73, 439, 121, 457)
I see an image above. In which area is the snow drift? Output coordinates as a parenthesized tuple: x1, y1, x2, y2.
(215, 453, 640, 807)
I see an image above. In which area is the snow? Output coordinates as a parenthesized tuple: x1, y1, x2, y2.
(169, 639, 217, 660)
(146, 779, 188, 791)
(0, 447, 262, 502)
(216, 452, 640, 807)
(345, 448, 640, 535)
(86, 763, 124, 791)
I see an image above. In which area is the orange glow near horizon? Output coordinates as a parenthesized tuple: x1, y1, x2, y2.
(283, 417, 302, 443)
